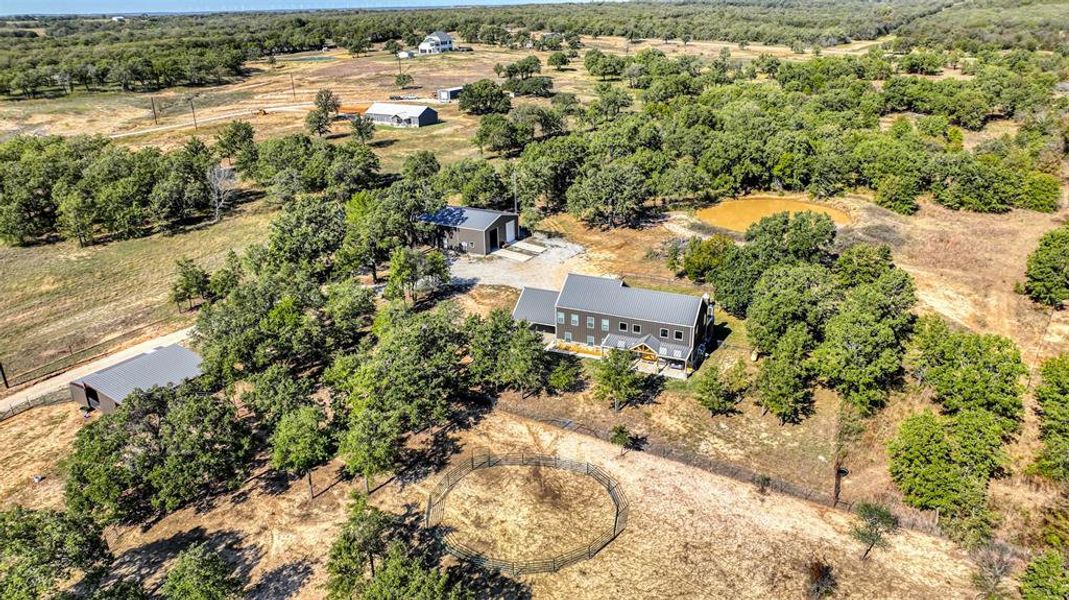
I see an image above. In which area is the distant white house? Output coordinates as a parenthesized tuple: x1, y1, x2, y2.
(364, 103, 439, 128)
(418, 31, 454, 55)
(110, 15, 126, 22)
(397, 50, 416, 59)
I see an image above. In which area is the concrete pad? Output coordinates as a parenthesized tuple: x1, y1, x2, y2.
(493, 248, 534, 262)
(510, 240, 547, 254)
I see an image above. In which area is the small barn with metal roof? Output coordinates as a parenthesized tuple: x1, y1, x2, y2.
(69, 344, 202, 413)
(364, 102, 438, 128)
(419, 206, 519, 255)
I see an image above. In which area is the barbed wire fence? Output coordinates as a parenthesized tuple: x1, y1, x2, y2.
(425, 449, 629, 577)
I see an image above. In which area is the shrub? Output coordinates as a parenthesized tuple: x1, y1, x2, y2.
(695, 360, 749, 415)
(1020, 551, 1069, 600)
(161, 544, 242, 600)
(1025, 225, 1069, 308)
(1034, 355, 1069, 480)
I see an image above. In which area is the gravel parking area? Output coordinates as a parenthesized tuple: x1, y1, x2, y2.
(449, 236, 598, 291)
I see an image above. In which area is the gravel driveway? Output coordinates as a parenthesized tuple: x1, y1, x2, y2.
(448, 235, 598, 291)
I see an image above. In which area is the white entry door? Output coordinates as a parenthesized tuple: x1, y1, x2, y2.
(505, 220, 516, 243)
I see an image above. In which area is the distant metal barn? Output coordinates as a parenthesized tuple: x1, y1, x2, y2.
(69, 344, 202, 413)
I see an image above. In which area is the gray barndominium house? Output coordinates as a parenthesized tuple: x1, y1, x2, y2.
(513, 273, 714, 377)
(69, 344, 202, 413)
(419, 206, 520, 255)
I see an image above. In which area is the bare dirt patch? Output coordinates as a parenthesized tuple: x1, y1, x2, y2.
(695, 195, 851, 232)
(0, 402, 86, 510)
(439, 464, 615, 561)
(2, 404, 977, 599)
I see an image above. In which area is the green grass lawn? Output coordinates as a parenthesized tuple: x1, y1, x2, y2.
(0, 201, 276, 378)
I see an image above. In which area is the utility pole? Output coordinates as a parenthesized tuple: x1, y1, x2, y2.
(290, 74, 297, 101)
(188, 98, 198, 129)
(150, 96, 159, 125)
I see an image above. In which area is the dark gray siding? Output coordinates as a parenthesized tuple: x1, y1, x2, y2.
(417, 108, 438, 126)
(432, 213, 517, 255)
(554, 308, 696, 351)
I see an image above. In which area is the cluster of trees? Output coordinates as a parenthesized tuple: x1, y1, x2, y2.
(888, 316, 1027, 543)
(893, 0, 1069, 53)
(1024, 223, 1069, 308)
(0, 506, 113, 599)
(682, 212, 916, 421)
(65, 384, 252, 525)
(676, 212, 914, 425)
(470, 48, 1066, 231)
(7, 0, 1068, 98)
(326, 494, 471, 599)
(0, 135, 237, 246)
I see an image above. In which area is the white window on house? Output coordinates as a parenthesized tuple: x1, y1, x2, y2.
(674, 330, 684, 340)
(556, 312, 565, 324)
(570, 314, 579, 326)
(618, 322, 628, 332)
(586, 316, 594, 328)
(632, 324, 641, 334)
(660, 328, 669, 338)
(564, 331, 573, 342)
(586, 335, 595, 346)
(601, 319, 609, 332)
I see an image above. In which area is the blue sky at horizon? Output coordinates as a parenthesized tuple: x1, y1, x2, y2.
(2, 0, 577, 16)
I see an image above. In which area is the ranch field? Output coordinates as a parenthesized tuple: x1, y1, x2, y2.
(2, 33, 1061, 389)
(0, 402, 979, 599)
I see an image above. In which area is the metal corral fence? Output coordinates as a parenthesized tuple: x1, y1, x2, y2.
(497, 402, 944, 537)
(425, 450, 629, 576)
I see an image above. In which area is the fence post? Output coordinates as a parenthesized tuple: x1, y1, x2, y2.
(0, 362, 7, 388)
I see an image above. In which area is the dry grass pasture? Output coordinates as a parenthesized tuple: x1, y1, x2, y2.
(0, 200, 275, 379)
(0, 403, 980, 599)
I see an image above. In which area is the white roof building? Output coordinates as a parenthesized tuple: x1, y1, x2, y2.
(418, 31, 454, 54)
(364, 102, 438, 128)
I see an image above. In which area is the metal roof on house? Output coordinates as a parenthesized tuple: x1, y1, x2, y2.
(556, 273, 704, 328)
(365, 102, 435, 119)
(600, 333, 693, 361)
(512, 287, 560, 326)
(74, 344, 202, 404)
(426, 30, 453, 41)
(419, 206, 516, 231)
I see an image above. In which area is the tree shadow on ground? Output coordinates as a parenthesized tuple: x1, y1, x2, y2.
(246, 558, 314, 600)
(446, 562, 534, 599)
(632, 374, 666, 407)
(395, 392, 494, 488)
(110, 527, 262, 594)
(407, 506, 533, 600)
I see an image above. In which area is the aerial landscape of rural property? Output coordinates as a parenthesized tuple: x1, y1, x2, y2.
(1, 0, 1069, 597)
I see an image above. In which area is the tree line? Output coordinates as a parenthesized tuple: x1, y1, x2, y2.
(447, 46, 1066, 231)
(0, 0, 969, 98)
(0, 135, 235, 246)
